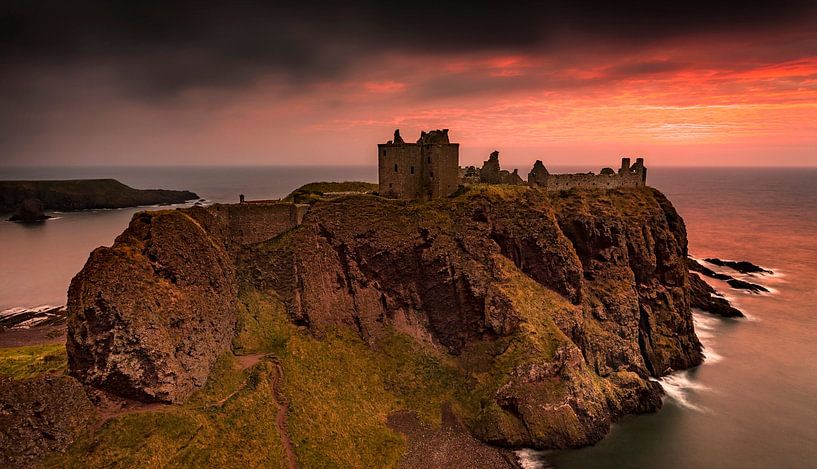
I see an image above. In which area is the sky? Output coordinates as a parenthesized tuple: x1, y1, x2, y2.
(1, 0, 816, 168)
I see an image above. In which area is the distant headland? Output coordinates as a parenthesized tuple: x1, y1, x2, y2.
(0, 179, 199, 218)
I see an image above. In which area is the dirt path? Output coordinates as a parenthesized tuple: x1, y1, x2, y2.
(217, 354, 297, 468)
(269, 358, 298, 469)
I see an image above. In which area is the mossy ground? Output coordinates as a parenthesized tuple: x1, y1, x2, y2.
(283, 181, 379, 204)
(51, 354, 288, 468)
(0, 343, 66, 379)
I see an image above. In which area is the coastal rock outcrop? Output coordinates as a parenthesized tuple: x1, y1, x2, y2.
(704, 258, 772, 275)
(8, 198, 49, 222)
(239, 185, 698, 448)
(66, 209, 237, 403)
(0, 179, 198, 213)
(688, 272, 744, 318)
(64, 184, 704, 454)
(688, 258, 768, 293)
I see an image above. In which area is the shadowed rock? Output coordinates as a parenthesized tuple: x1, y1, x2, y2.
(688, 258, 768, 293)
(8, 198, 49, 222)
(704, 258, 773, 275)
(67, 209, 237, 403)
(688, 272, 744, 318)
(0, 376, 95, 467)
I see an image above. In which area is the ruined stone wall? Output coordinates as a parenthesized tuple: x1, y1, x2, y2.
(423, 143, 460, 198)
(378, 143, 424, 199)
(378, 138, 459, 200)
(542, 172, 644, 191)
(529, 157, 647, 192)
(209, 202, 308, 245)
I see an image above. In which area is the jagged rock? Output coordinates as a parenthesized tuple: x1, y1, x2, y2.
(688, 258, 732, 280)
(66, 209, 237, 403)
(704, 258, 772, 274)
(8, 198, 49, 222)
(688, 272, 744, 318)
(726, 278, 768, 293)
(688, 258, 768, 293)
(0, 376, 95, 467)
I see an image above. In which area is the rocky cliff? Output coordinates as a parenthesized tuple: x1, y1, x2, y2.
(59, 184, 705, 466)
(67, 209, 237, 403)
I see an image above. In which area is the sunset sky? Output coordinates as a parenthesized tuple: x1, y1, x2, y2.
(1, 1, 816, 167)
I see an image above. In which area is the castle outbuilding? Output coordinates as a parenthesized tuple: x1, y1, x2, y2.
(377, 129, 460, 200)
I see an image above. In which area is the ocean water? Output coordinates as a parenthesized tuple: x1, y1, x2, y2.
(1, 166, 816, 468)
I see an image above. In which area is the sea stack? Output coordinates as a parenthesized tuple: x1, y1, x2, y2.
(8, 198, 50, 223)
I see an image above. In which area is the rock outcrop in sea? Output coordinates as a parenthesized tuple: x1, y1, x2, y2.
(61, 185, 703, 459)
(8, 198, 50, 222)
(3, 182, 755, 467)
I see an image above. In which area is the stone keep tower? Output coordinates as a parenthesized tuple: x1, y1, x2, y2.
(378, 129, 460, 200)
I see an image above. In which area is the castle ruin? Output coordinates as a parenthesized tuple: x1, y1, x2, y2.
(378, 129, 460, 200)
(378, 129, 647, 198)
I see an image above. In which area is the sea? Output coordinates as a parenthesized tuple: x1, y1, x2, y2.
(1, 165, 816, 468)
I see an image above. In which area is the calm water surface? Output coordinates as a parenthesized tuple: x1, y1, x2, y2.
(1, 166, 815, 468)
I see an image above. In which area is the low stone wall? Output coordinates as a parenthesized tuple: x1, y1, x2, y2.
(543, 172, 644, 191)
(209, 202, 309, 245)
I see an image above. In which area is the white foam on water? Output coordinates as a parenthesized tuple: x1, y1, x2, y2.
(0, 304, 64, 317)
(515, 448, 550, 469)
(693, 313, 724, 363)
(658, 371, 711, 412)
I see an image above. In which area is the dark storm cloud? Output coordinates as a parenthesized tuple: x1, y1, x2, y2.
(2, 0, 816, 98)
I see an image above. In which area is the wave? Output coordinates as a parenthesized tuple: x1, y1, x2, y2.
(657, 372, 711, 412)
(515, 448, 550, 469)
(0, 304, 67, 329)
(693, 313, 723, 363)
(0, 304, 64, 317)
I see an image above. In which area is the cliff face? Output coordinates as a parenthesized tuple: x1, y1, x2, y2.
(0, 179, 198, 212)
(239, 185, 701, 448)
(65, 184, 702, 456)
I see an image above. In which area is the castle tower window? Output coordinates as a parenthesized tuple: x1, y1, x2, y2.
(382, 149, 386, 156)
(430, 171, 434, 178)
(394, 164, 398, 172)
(427, 156, 431, 163)
(411, 166, 415, 174)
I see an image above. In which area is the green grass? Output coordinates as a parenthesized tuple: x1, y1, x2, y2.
(52, 354, 288, 469)
(283, 181, 379, 204)
(0, 343, 67, 379)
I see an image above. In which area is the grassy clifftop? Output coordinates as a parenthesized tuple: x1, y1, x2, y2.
(282, 181, 378, 204)
(0, 183, 702, 468)
(0, 179, 198, 212)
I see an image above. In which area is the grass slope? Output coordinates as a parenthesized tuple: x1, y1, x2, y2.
(0, 343, 66, 379)
(283, 181, 378, 204)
